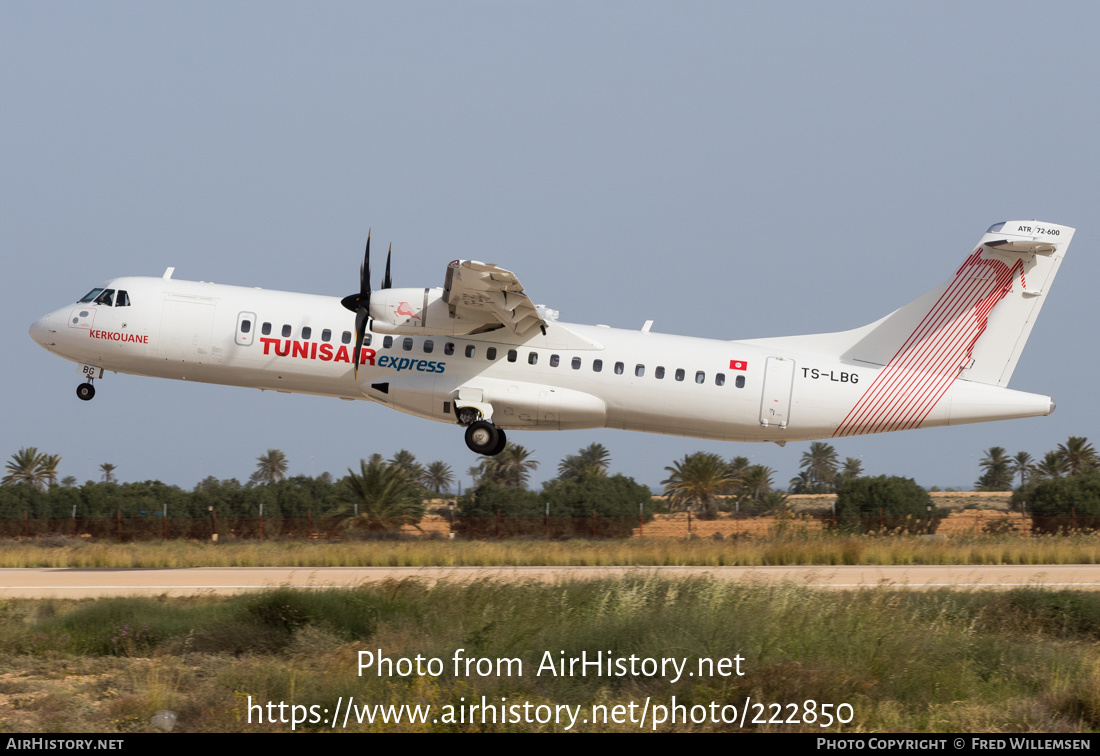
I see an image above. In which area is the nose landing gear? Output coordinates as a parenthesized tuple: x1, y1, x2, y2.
(76, 380, 96, 401)
(76, 364, 102, 401)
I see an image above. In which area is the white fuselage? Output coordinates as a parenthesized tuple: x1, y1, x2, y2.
(28, 273, 1054, 445)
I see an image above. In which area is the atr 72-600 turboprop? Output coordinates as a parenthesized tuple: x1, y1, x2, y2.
(29, 221, 1072, 456)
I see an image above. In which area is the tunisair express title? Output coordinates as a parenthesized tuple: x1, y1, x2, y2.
(86, 328, 445, 374)
(259, 338, 446, 374)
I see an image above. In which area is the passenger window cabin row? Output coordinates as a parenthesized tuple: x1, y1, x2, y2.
(239, 319, 361, 345)
(381, 334, 744, 388)
(240, 321, 747, 389)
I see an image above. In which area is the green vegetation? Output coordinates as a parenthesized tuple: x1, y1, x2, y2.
(661, 452, 780, 518)
(8, 434, 1100, 538)
(1014, 473, 1100, 534)
(976, 447, 1013, 491)
(2, 579, 1099, 732)
(335, 457, 426, 531)
(2, 448, 60, 490)
(472, 443, 540, 488)
(557, 443, 611, 480)
(457, 474, 655, 538)
(250, 449, 289, 485)
(662, 452, 737, 519)
(833, 475, 941, 534)
(1023, 473, 1100, 518)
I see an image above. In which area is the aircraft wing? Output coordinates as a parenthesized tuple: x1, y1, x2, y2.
(442, 260, 546, 336)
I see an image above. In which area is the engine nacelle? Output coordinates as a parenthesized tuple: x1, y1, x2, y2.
(369, 287, 490, 336)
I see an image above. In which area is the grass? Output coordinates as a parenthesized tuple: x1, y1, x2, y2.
(1, 579, 1099, 732)
(2, 531, 1096, 732)
(1, 532, 1098, 568)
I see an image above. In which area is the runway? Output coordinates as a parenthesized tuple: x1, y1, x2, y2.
(2, 564, 1100, 597)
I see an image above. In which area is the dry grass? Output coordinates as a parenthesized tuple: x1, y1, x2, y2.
(1, 514, 1097, 569)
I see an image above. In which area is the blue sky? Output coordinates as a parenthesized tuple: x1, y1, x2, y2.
(4, 2, 1098, 492)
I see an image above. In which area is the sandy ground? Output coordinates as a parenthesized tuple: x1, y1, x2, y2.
(2, 564, 1099, 597)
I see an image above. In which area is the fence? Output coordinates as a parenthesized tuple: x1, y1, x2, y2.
(0, 511, 350, 542)
(0, 510, 643, 541)
(0, 509, 1094, 541)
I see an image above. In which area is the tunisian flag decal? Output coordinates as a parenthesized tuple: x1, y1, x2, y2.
(729, 360, 748, 371)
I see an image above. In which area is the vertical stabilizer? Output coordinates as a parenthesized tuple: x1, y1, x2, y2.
(832, 220, 1072, 437)
(845, 221, 1072, 385)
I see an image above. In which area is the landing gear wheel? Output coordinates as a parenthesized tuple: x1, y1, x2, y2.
(464, 420, 500, 455)
(489, 427, 507, 456)
(76, 383, 95, 401)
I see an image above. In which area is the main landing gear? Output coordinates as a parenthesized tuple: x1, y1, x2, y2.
(76, 379, 96, 401)
(464, 420, 507, 456)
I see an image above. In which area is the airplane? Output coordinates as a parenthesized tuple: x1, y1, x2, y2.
(29, 220, 1073, 456)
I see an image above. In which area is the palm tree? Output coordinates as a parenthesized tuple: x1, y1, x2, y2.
(839, 457, 863, 483)
(729, 456, 751, 472)
(1058, 437, 1097, 476)
(39, 454, 61, 487)
(1035, 450, 1068, 480)
(976, 447, 1012, 491)
(760, 489, 791, 513)
(557, 443, 611, 479)
(467, 464, 483, 488)
(389, 449, 425, 482)
(3, 448, 50, 489)
(662, 451, 737, 519)
(740, 464, 774, 501)
(99, 463, 118, 484)
(251, 449, 289, 484)
(423, 461, 455, 495)
(479, 444, 539, 488)
(61, 476, 78, 487)
(788, 470, 812, 494)
(799, 442, 839, 493)
(1011, 451, 1035, 488)
(336, 458, 425, 531)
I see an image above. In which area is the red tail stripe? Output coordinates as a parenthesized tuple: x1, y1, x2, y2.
(848, 263, 1013, 435)
(834, 252, 1020, 436)
(838, 270, 990, 433)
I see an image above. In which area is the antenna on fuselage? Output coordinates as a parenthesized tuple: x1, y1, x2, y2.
(162, 267, 175, 279)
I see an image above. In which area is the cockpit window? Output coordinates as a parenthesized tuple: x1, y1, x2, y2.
(78, 288, 128, 306)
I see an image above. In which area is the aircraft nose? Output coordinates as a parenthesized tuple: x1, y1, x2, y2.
(29, 313, 51, 346)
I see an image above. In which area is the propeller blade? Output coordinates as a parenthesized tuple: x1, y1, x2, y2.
(353, 306, 369, 379)
(341, 229, 373, 313)
(362, 229, 372, 298)
(350, 230, 372, 378)
(382, 243, 392, 289)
